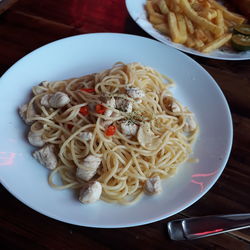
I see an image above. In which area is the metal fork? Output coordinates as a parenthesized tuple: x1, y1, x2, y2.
(167, 213, 250, 240)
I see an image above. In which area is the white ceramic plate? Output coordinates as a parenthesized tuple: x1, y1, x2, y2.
(0, 33, 232, 228)
(126, 0, 250, 60)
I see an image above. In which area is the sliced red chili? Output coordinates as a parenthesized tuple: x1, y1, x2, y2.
(80, 88, 95, 93)
(96, 104, 107, 114)
(79, 106, 89, 116)
(67, 124, 74, 130)
(105, 125, 116, 136)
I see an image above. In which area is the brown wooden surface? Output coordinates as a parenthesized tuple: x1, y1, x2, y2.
(0, 1, 250, 249)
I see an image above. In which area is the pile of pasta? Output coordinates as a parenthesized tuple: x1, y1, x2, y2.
(21, 62, 198, 205)
(146, 0, 246, 53)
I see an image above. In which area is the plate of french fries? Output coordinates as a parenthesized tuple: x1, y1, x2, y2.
(126, 0, 250, 60)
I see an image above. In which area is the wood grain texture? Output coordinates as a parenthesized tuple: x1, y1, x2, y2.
(0, 0, 249, 249)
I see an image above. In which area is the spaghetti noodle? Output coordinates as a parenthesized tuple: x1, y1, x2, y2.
(19, 62, 198, 205)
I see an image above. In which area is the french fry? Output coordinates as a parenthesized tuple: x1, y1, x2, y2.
(224, 19, 236, 28)
(201, 33, 232, 53)
(210, 0, 245, 24)
(214, 9, 224, 36)
(167, 0, 175, 12)
(207, 9, 217, 20)
(156, 0, 169, 15)
(146, 1, 156, 15)
(151, 0, 161, 13)
(172, 1, 181, 13)
(154, 23, 170, 35)
(176, 13, 188, 43)
(203, 1, 211, 9)
(223, 22, 229, 33)
(195, 28, 207, 42)
(167, 0, 180, 13)
(197, 6, 217, 20)
(184, 15, 194, 34)
(194, 38, 204, 49)
(204, 30, 214, 43)
(149, 13, 165, 24)
(179, 0, 223, 35)
(188, 0, 195, 4)
(191, 2, 203, 12)
(145, 0, 245, 53)
(185, 36, 196, 48)
(168, 11, 181, 43)
(198, 9, 211, 20)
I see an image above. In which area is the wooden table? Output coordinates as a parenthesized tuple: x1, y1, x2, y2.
(0, 1, 249, 249)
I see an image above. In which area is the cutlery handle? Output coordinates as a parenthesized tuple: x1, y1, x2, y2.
(167, 213, 250, 240)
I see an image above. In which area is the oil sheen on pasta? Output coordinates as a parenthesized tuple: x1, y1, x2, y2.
(20, 62, 198, 205)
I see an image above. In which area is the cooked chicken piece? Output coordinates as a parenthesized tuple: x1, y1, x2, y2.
(126, 87, 145, 99)
(40, 94, 52, 108)
(40, 80, 50, 87)
(49, 92, 70, 108)
(163, 96, 181, 113)
(104, 97, 116, 117)
(32, 144, 57, 170)
(41, 92, 70, 108)
(32, 81, 49, 95)
(79, 181, 102, 204)
(79, 131, 93, 142)
(183, 116, 197, 132)
(144, 176, 162, 195)
(120, 120, 138, 136)
(100, 112, 119, 128)
(28, 130, 45, 147)
(137, 122, 159, 149)
(76, 155, 102, 181)
(19, 104, 28, 121)
(171, 102, 181, 113)
(115, 98, 132, 113)
(19, 103, 36, 125)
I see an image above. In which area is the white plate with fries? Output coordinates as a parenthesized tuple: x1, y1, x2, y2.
(126, 0, 250, 60)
